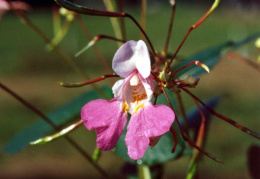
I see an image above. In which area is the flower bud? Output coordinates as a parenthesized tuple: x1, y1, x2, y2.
(183, 75, 200, 88)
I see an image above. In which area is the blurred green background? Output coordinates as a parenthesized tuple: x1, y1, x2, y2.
(1, 1, 260, 178)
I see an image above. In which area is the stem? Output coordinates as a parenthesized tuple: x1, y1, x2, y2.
(170, 60, 209, 77)
(186, 99, 206, 179)
(75, 16, 115, 85)
(161, 86, 223, 163)
(92, 146, 102, 162)
(31, 120, 83, 145)
(170, 127, 178, 153)
(226, 52, 260, 73)
(54, 0, 157, 58)
(46, 15, 72, 51)
(58, 74, 119, 88)
(74, 34, 125, 58)
(52, 6, 61, 35)
(166, 0, 221, 71)
(140, 0, 146, 41)
(103, 0, 122, 47)
(164, 3, 176, 55)
(0, 82, 111, 178)
(182, 87, 260, 140)
(138, 165, 151, 179)
(175, 92, 190, 138)
(116, 0, 126, 41)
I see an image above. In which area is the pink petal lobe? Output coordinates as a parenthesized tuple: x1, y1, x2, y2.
(81, 99, 127, 150)
(125, 102, 175, 160)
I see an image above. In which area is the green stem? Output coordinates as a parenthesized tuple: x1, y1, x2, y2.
(138, 165, 151, 179)
(186, 99, 206, 179)
(116, 0, 126, 41)
(103, 0, 122, 47)
(92, 146, 102, 162)
(140, 0, 146, 41)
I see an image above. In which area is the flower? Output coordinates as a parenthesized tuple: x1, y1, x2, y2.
(0, 0, 30, 20)
(81, 40, 175, 160)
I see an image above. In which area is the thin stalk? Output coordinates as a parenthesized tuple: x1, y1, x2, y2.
(164, 2, 176, 55)
(54, 0, 157, 58)
(31, 119, 83, 145)
(52, 6, 61, 35)
(46, 16, 73, 51)
(138, 165, 151, 179)
(186, 99, 206, 179)
(175, 92, 190, 138)
(226, 52, 260, 73)
(75, 34, 125, 58)
(170, 127, 178, 153)
(140, 0, 146, 41)
(116, 0, 126, 41)
(103, 0, 122, 47)
(161, 86, 223, 163)
(0, 82, 111, 179)
(58, 74, 119, 88)
(166, 0, 220, 71)
(92, 146, 102, 162)
(182, 87, 260, 140)
(75, 16, 115, 84)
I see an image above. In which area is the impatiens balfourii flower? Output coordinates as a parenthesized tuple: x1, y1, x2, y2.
(0, 0, 30, 20)
(81, 40, 175, 160)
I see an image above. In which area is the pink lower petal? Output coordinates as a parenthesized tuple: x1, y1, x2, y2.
(81, 99, 127, 150)
(125, 102, 175, 160)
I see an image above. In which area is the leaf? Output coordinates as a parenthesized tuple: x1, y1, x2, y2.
(114, 95, 222, 166)
(3, 86, 112, 154)
(173, 33, 260, 78)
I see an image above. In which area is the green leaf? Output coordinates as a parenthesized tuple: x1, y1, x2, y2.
(174, 33, 260, 78)
(114, 96, 222, 166)
(3, 86, 112, 154)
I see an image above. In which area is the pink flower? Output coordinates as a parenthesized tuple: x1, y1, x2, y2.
(0, 0, 30, 20)
(81, 40, 175, 160)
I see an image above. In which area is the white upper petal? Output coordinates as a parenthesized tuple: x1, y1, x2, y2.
(138, 74, 154, 101)
(112, 79, 125, 100)
(112, 40, 151, 78)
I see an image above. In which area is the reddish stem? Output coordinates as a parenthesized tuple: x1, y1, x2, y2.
(161, 86, 223, 163)
(170, 127, 178, 153)
(164, 4, 176, 55)
(116, 0, 126, 41)
(54, 0, 157, 58)
(166, 27, 193, 71)
(58, 74, 119, 88)
(182, 87, 260, 140)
